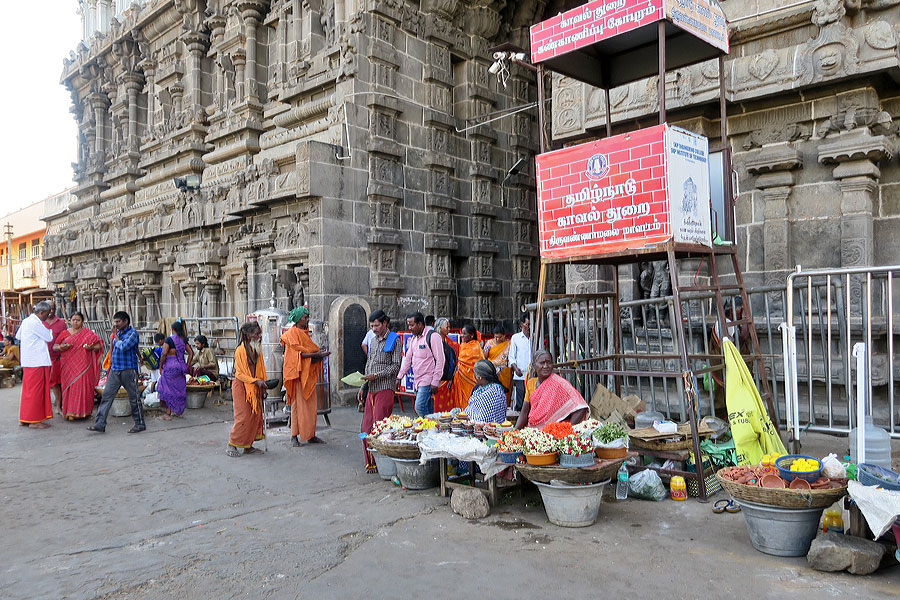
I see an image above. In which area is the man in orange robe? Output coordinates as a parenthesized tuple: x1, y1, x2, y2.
(227, 322, 267, 457)
(282, 307, 330, 447)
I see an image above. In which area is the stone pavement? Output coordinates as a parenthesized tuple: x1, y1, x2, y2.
(1, 386, 897, 599)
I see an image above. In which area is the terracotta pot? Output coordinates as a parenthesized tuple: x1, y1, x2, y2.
(595, 446, 627, 459)
(760, 474, 786, 489)
(525, 452, 559, 466)
(789, 478, 811, 490)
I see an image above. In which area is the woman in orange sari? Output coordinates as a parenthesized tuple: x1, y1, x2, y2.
(432, 318, 457, 413)
(227, 322, 268, 457)
(281, 307, 330, 447)
(483, 325, 512, 404)
(449, 324, 484, 411)
(53, 312, 103, 420)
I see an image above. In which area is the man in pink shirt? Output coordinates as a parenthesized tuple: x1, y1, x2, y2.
(397, 312, 445, 417)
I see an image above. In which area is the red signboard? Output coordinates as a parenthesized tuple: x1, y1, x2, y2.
(530, 0, 728, 65)
(536, 124, 712, 260)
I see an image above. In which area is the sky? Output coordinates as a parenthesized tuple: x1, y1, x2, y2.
(0, 5, 81, 219)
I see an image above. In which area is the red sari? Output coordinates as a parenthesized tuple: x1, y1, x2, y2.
(433, 338, 460, 413)
(57, 328, 103, 419)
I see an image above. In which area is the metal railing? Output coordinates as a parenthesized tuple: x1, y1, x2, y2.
(781, 265, 899, 441)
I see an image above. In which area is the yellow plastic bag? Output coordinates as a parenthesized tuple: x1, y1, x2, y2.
(724, 339, 786, 465)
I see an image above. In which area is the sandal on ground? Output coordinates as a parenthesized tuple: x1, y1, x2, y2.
(307, 436, 326, 444)
(713, 499, 730, 514)
(291, 436, 301, 447)
(725, 500, 741, 513)
(243, 446, 263, 454)
(226, 446, 241, 457)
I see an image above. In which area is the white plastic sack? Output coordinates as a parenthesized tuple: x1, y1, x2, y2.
(143, 391, 160, 408)
(821, 453, 846, 479)
(417, 431, 504, 478)
(848, 480, 900, 539)
(628, 469, 667, 501)
(593, 436, 629, 450)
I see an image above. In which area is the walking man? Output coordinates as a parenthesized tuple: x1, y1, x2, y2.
(359, 310, 403, 469)
(508, 313, 532, 411)
(89, 311, 145, 433)
(396, 311, 445, 417)
(16, 301, 55, 428)
(45, 300, 67, 415)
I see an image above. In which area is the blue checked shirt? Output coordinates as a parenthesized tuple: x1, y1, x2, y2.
(110, 326, 140, 371)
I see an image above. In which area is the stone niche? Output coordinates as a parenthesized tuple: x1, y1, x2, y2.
(328, 295, 372, 404)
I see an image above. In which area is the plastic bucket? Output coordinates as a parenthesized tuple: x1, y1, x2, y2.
(533, 479, 610, 527)
(370, 449, 397, 481)
(736, 499, 824, 557)
(394, 458, 440, 490)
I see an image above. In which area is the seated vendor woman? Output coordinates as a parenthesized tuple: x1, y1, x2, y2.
(0, 335, 20, 368)
(515, 350, 589, 429)
(189, 335, 219, 379)
(465, 360, 509, 424)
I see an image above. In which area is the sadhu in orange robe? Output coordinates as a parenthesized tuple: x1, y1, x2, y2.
(281, 326, 323, 441)
(449, 340, 484, 411)
(229, 343, 267, 448)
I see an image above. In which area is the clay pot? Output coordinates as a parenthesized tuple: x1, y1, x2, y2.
(595, 446, 627, 459)
(789, 478, 811, 490)
(760, 474, 786, 489)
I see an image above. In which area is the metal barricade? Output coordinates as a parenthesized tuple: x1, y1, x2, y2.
(780, 265, 899, 441)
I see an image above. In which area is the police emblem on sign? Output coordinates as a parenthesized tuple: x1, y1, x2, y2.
(586, 153, 609, 180)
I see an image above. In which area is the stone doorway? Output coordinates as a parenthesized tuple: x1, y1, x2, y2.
(328, 295, 372, 404)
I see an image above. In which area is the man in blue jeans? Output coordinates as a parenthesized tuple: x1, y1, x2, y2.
(396, 312, 445, 417)
(89, 310, 145, 433)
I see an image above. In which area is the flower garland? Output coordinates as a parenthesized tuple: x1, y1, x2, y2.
(556, 434, 594, 456)
(573, 419, 601, 436)
(497, 430, 525, 453)
(542, 421, 575, 440)
(520, 428, 556, 455)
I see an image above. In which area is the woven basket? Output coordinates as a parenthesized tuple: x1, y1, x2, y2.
(375, 440, 421, 460)
(716, 469, 848, 509)
(516, 456, 625, 485)
(630, 437, 694, 451)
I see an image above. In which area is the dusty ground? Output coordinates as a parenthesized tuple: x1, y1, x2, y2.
(1, 385, 897, 599)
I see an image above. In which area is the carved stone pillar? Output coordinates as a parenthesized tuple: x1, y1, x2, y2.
(238, 277, 249, 316)
(746, 144, 802, 287)
(238, 3, 264, 103)
(90, 92, 109, 156)
(124, 73, 143, 150)
(818, 128, 893, 269)
(181, 282, 198, 318)
(203, 282, 222, 317)
(183, 32, 209, 111)
(95, 290, 109, 320)
(142, 287, 160, 326)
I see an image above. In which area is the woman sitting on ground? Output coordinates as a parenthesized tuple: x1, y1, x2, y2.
(465, 359, 509, 424)
(0, 335, 19, 368)
(515, 350, 589, 429)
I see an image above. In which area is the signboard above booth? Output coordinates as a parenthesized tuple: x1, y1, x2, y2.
(535, 124, 712, 261)
(530, 0, 729, 89)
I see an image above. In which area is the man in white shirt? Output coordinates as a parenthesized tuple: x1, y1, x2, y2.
(15, 301, 54, 428)
(508, 313, 532, 411)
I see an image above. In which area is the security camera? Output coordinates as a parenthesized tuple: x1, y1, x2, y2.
(489, 61, 502, 75)
(493, 51, 505, 60)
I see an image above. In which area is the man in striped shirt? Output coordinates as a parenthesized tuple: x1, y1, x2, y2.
(359, 310, 402, 468)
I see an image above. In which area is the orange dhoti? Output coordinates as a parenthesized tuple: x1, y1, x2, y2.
(281, 326, 323, 442)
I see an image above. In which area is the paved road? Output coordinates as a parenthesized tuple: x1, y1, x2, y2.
(1, 386, 896, 599)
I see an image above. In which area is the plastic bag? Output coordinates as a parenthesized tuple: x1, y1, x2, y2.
(628, 469, 667, 501)
(822, 453, 846, 479)
(143, 391, 160, 408)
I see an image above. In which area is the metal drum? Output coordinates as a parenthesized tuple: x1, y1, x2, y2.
(248, 301, 288, 425)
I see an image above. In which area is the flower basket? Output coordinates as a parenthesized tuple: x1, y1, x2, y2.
(525, 452, 558, 466)
(559, 452, 596, 468)
(499, 450, 524, 464)
(595, 446, 628, 459)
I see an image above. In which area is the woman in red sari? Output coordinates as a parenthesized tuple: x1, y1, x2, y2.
(515, 350, 588, 429)
(53, 312, 103, 420)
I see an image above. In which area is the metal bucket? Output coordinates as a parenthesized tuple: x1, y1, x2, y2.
(736, 499, 824, 557)
(394, 458, 440, 490)
(186, 390, 209, 410)
(533, 479, 610, 527)
(370, 449, 397, 481)
(110, 397, 132, 417)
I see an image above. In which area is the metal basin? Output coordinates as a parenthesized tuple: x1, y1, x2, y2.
(186, 390, 208, 409)
(393, 458, 440, 490)
(533, 479, 610, 528)
(370, 449, 397, 481)
(736, 499, 824, 557)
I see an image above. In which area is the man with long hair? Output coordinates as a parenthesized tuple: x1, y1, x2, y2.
(227, 321, 267, 457)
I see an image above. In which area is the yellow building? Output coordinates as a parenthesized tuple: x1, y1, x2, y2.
(0, 189, 71, 328)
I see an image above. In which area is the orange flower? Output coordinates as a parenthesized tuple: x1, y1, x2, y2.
(542, 422, 575, 440)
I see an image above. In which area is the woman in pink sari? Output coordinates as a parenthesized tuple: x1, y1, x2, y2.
(53, 312, 103, 420)
(515, 350, 589, 429)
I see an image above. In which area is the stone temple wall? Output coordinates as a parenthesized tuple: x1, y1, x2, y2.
(47, 0, 562, 340)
